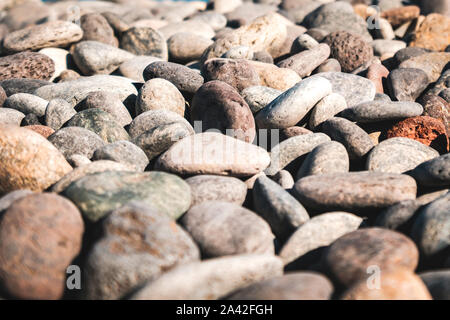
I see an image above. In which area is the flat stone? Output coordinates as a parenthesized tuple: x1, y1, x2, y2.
(0, 52, 55, 81)
(321, 117, 374, 159)
(277, 44, 330, 77)
(255, 77, 332, 129)
(118, 56, 162, 82)
(241, 86, 281, 114)
(0, 126, 72, 193)
(228, 272, 334, 300)
(411, 192, 450, 257)
(388, 68, 430, 102)
(279, 212, 363, 265)
(181, 201, 274, 257)
(2, 21, 83, 53)
(63, 171, 191, 222)
(293, 172, 417, 212)
(340, 101, 423, 123)
(120, 27, 168, 60)
(399, 52, 450, 83)
(4, 93, 48, 117)
(296, 141, 349, 180)
(191, 80, 255, 142)
(264, 133, 331, 176)
(0, 108, 24, 125)
(130, 255, 283, 300)
(155, 132, 270, 177)
(186, 175, 247, 207)
(367, 137, 439, 174)
(420, 270, 450, 300)
(410, 154, 450, 188)
(309, 93, 348, 130)
(93, 141, 149, 172)
(325, 228, 419, 286)
(84, 202, 199, 300)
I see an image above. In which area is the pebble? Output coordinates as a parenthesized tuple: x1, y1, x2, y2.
(155, 132, 270, 177)
(339, 101, 424, 123)
(80, 13, 118, 47)
(0, 125, 72, 193)
(292, 33, 319, 52)
(420, 95, 450, 136)
(386, 116, 449, 154)
(120, 27, 168, 60)
(323, 31, 373, 73)
(0, 190, 34, 213)
(202, 58, 260, 92)
(191, 81, 256, 142)
(296, 141, 350, 180)
(67, 154, 91, 168)
(135, 78, 185, 117)
(270, 170, 295, 189)
(0, 193, 83, 299)
(118, 56, 162, 82)
(63, 171, 191, 222)
(181, 201, 274, 257)
(47, 126, 105, 160)
(241, 86, 281, 114)
(316, 59, 341, 73)
(277, 44, 330, 77)
(410, 154, 450, 188)
(279, 212, 363, 266)
(394, 47, 430, 65)
(366, 63, 389, 94)
(320, 117, 374, 159)
(255, 77, 332, 129)
(325, 228, 419, 286)
(388, 68, 430, 101)
(0, 52, 55, 81)
(3, 93, 48, 117)
(130, 254, 283, 300)
(252, 175, 309, 241)
(168, 33, 213, 63)
(228, 272, 334, 300)
(65, 109, 130, 143)
(2, 21, 83, 53)
(381, 6, 421, 29)
(315, 72, 376, 107)
(190, 11, 227, 31)
(264, 133, 331, 176)
(399, 52, 450, 83)
(143, 61, 204, 95)
(420, 270, 450, 300)
(294, 172, 417, 212)
(371, 40, 406, 57)
(72, 41, 135, 76)
(247, 60, 301, 91)
(410, 13, 450, 52)
(38, 48, 73, 82)
(84, 202, 200, 300)
(186, 175, 247, 207)
(20, 113, 39, 126)
(222, 46, 254, 60)
(24, 125, 54, 138)
(308, 93, 348, 130)
(93, 141, 149, 172)
(0, 108, 25, 125)
(411, 193, 450, 257)
(342, 269, 431, 300)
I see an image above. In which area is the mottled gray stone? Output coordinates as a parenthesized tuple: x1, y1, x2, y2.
(294, 172, 417, 212)
(0, 108, 25, 125)
(308, 93, 348, 130)
(410, 154, 450, 188)
(253, 175, 309, 241)
(388, 68, 429, 102)
(4, 93, 48, 117)
(45, 99, 76, 130)
(0, 79, 51, 96)
(241, 86, 281, 114)
(277, 44, 330, 77)
(92, 141, 149, 172)
(186, 175, 247, 207)
(279, 212, 363, 265)
(120, 27, 168, 60)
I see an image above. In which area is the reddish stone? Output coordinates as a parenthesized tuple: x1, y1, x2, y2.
(24, 125, 55, 138)
(419, 94, 450, 135)
(381, 6, 421, 28)
(367, 63, 389, 94)
(387, 116, 449, 153)
(0, 52, 55, 81)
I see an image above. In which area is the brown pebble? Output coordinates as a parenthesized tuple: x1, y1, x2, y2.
(419, 94, 450, 135)
(410, 13, 450, 52)
(24, 125, 55, 138)
(280, 126, 313, 141)
(0, 52, 55, 81)
(381, 6, 421, 29)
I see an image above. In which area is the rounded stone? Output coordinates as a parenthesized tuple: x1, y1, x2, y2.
(120, 27, 168, 60)
(45, 99, 77, 130)
(63, 171, 191, 222)
(399, 52, 450, 83)
(191, 80, 256, 142)
(410, 154, 450, 188)
(0, 52, 55, 81)
(222, 46, 254, 60)
(118, 56, 162, 82)
(294, 172, 417, 212)
(420, 95, 449, 136)
(3, 93, 48, 117)
(388, 68, 430, 102)
(308, 93, 348, 130)
(325, 228, 419, 286)
(135, 78, 185, 117)
(0, 108, 25, 125)
(0, 126, 72, 193)
(181, 201, 274, 257)
(168, 32, 213, 63)
(241, 86, 281, 114)
(93, 141, 149, 172)
(410, 13, 450, 52)
(277, 44, 330, 78)
(186, 175, 247, 207)
(0, 193, 84, 299)
(316, 58, 341, 73)
(24, 125, 54, 138)
(80, 13, 118, 47)
(340, 101, 424, 123)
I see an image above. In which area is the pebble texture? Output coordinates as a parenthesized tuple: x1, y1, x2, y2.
(0, 52, 55, 81)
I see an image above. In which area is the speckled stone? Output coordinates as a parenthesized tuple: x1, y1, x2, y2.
(0, 86, 6, 107)
(296, 141, 349, 180)
(191, 80, 256, 142)
(130, 255, 283, 300)
(228, 272, 334, 300)
(277, 44, 330, 77)
(410, 13, 450, 52)
(367, 137, 439, 174)
(252, 175, 309, 241)
(411, 192, 450, 257)
(3, 93, 48, 117)
(410, 154, 450, 188)
(340, 101, 423, 123)
(24, 125, 54, 138)
(45, 99, 76, 130)
(185, 175, 247, 207)
(388, 68, 429, 102)
(80, 13, 118, 47)
(93, 141, 149, 172)
(155, 132, 270, 177)
(321, 117, 374, 160)
(0, 108, 25, 125)
(309, 93, 348, 130)
(255, 77, 332, 129)
(294, 172, 417, 212)
(48, 126, 105, 160)
(0, 52, 55, 81)
(120, 27, 168, 60)
(264, 133, 331, 176)
(84, 202, 200, 300)
(280, 212, 363, 266)
(325, 228, 419, 286)
(241, 86, 281, 114)
(63, 171, 191, 222)
(420, 95, 450, 136)
(181, 201, 274, 257)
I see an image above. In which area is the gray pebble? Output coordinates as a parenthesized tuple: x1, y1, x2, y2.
(0, 108, 25, 125)
(309, 93, 348, 130)
(92, 140, 149, 171)
(45, 99, 76, 130)
(388, 68, 430, 102)
(4, 93, 48, 117)
(241, 86, 281, 114)
(277, 44, 330, 78)
(410, 153, 450, 188)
